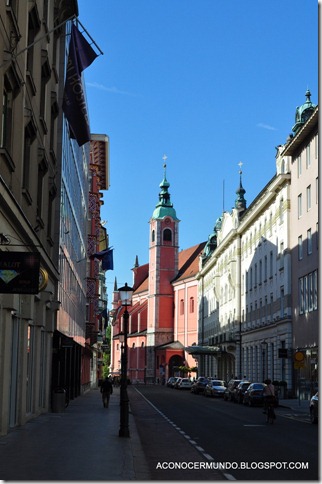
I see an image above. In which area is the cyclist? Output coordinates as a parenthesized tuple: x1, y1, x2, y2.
(263, 379, 276, 415)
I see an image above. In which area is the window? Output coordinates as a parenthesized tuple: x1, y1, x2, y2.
(180, 299, 184, 315)
(298, 235, 303, 260)
(307, 185, 311, 211)
(316, 178, 319, 204)
(297, 155, 302, 177)
(1, 85, 12, 150)
(299, 271, 318, 313)
(151, 230, 155, 242)
(163, 228, 172, 242)
(264, 255, 267, 281)
(254, 263, 257, 287)
(306, 144, 311, 168)
(279, 198, 284, 223)
(280, 286, 284, 318)
(189, 297, 194, 313)
(259, 260, 262, 285)
(23, 120, 37, 196)
(299, 278, 304, 314)
(313, 270, 318, 310)
(279, 241, 284, 270)
(308, 273, 313, 312)
(298, 194, 302, 218)
(269, 251, 273, 278)
(37, 154, 48, 221)
(307, 229, 312, 255)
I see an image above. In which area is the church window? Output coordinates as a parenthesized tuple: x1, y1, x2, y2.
(180, 299, 184, 315)
(189, 297, 194, 313)
(163, 228, 172, 242)
(151, 230, 155, 242)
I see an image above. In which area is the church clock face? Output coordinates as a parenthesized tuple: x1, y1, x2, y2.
(164, 217, 171, 225)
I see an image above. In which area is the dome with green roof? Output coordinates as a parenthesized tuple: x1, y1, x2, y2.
(151, 164, 178, 220)
(292, 89, 316, 134)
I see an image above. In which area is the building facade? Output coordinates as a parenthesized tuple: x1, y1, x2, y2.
(0, 0, 107, 435)
(0, 0, 78, 435)
(284, 95, 318, 398)
(194, 92, 318, 397)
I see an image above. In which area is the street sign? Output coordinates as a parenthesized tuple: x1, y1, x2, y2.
(294, 351, 305, 369)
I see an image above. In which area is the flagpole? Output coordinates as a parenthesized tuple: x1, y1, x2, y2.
(0, 15, 76, 69)
(0, 15, 103, 70)
(76, 18, 104, 55)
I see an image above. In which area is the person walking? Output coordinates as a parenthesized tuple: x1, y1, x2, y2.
(100, 377, 113, 408)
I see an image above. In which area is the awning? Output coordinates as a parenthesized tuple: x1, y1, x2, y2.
(185, 345, 222, 355)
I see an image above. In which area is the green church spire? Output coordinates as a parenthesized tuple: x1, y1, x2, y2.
(152, 157, 178, 220)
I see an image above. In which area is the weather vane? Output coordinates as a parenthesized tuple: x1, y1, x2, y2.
(238, 161, 243, 174)
(162, 154, 168, 169)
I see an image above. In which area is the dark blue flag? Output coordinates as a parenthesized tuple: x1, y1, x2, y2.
(90, 248, 114, 271)
(62, 24, 98, 146)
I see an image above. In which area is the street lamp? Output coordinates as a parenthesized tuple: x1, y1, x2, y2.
(118, 283, 133, 438)
(261, 341, 268, 381)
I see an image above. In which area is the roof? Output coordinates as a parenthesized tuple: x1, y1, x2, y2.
(173, 242, 206, 282)
(132, 242, 206, 295)
(282, 106, 318, 156)
(155, 340, 185, 350)
(132, 263, 149, 293)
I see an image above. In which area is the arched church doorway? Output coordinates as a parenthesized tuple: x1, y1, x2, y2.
(168, 354, 184, 376)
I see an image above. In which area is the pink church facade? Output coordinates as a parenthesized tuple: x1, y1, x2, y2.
(110, 167, 205, 383)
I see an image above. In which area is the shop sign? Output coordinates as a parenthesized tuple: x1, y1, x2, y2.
(0, 252, 40, 294)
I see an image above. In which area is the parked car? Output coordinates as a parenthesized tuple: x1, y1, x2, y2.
(169, 377, 180, 388)
(191, 377, 209, 394)
(310, 392, 318, 424)
(204, 380, 226, 397)
(166, 377, 177, 387)
(243, 383, 265, 406)
(224, 379, 242, 401)
(232, 381, 251, 403)
(173, 377, 182, 389)
(177, 377, 193, 390)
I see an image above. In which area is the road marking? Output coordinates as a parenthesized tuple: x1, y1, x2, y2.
(133, 387, 225, 473)
(243, 424, 266, 427)
(224, 473, 237, 480)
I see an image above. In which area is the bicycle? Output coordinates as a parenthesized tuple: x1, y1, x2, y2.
(265, 399, 276, 424)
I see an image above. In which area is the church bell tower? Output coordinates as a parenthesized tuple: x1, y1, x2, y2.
(146, 159, 180, 381)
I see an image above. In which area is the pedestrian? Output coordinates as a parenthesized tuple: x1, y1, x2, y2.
(100, 377, 113, 408)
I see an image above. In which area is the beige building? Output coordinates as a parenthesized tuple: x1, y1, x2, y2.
(196, 92, 318, 397)
(239, 158, 292, 388)
(282, 94, 318, 398)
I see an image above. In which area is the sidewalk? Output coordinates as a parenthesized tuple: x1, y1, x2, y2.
(278, 398, 311, 413)
(0, 388, 150, 481)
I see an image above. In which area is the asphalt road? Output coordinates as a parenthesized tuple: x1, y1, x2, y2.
(129, 384, 319, 481)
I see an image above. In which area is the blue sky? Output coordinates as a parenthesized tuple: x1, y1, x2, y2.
(77, 0, 318, 305)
